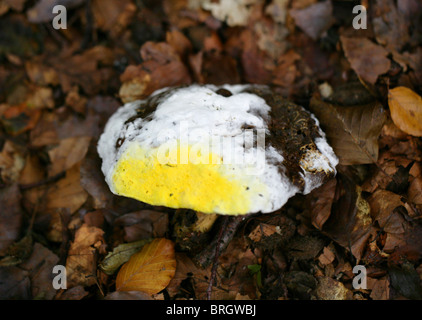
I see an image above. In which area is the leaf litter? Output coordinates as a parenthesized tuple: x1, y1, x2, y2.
(0, 0, 421, 301)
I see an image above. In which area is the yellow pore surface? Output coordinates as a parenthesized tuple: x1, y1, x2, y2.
(112, 143, 265, 215)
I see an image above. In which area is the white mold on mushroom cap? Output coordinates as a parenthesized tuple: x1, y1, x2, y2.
(98, 84, 338, 215)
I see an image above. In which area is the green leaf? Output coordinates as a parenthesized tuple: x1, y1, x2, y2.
(99, 238, 152, 275)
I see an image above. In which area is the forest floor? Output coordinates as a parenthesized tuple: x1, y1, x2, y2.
(0, 0, 421, 300)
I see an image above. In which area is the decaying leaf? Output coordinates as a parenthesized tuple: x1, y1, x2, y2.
(100, 239, 152, 275)
(0, 233, 32, 267)
(116, 238, 176, 294)
(389, 262, 422, 300)
(166, 252, 211, 299)
(320, 176, 374, 260)
(308, 178, 337, 230)
(66, 223, 105, 287)
(367, 189, 406, 235)
(114, 210, 169, 242)
(20, 242, 60, 299)
(315, 276, 353, 300)
(119, 41, 191, 103)
(199, 0, 263, 27)
(0, 140, 25, 184)
(0, 184, 23, 254)
(289, 0, 334, 40)
(309, 97, 387, 165)
(340, 36, 391, 85)
(45, 163, 88, 215)
(368, 277, 390, 300)
(48, 136, 91, 177)
(388, 86, 422, 137)
(27, 0, 86, 23)
(1, 103, 42, 135)
(104, 290, 152, 300)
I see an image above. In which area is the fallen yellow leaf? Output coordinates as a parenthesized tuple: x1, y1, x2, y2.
(116, 238, 176, 294)
(388, 87, 422, 137)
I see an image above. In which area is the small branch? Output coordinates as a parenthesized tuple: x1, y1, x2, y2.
(194, 215, 245, 269)
(19, 172, 66, 190)
(206, 216, 230, 300)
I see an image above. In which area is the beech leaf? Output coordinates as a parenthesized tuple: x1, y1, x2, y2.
(309, 97, 387, 165)
(116, 238, 176, 294)
(340, 36, 391, 85)
(388, 86, 422, 137)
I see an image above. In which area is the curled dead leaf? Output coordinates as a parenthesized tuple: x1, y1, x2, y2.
(116, 238, 176, 295)
(100, 239, 152, 275)
(66, 224, 105, 288)
(340, 36, 391, 85)
(388, 87, 422, 137)
(309, 97, 387, 165)
(48, 136, 91, 177)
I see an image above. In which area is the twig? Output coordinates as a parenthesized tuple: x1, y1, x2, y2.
(19, 172, 66, 190)
(194, 215, 246, 268)
(206, 216, 230, 300)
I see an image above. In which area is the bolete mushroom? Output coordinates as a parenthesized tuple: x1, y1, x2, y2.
(98, 84, 338, 216)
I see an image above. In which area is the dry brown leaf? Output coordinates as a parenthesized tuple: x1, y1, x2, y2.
(166, 30, 193, 58)
(309, 97, 387, 165)
(190, 51, 240, 85)
(0, 184, 23, 254)
(239, 29, 274, 84)
(23, 85, 54, 110)
(79, 146, 114, 209)
(308, 178, 337, 230)
(272, 50, 300, 87)
(340, 36, 391, 85)
(318, 246, 335, 266)
(166, 252, 213, 299)
(66, 223, 105, 287)
(25, 58, 59, 86)
(22, 163, 87, 241)
(371, 0, 410, 52)
(65, 86, 87, 114)
(316, 277, 352, 300)
(55, 285, 89, 300)
(104, 291, 152, 300)
(27, 0, 85, 23)
(29, 111, 60, 147)
(200, 0, 263, 27)
(368, 277, 390, 300)
(289, 0, 334, 40)
(321, 178, 374, 260)
(388, 86, 422, 137)
(248, 223, 277, 243)
(367, 189, 407, 234)
(92, 0, 136, 37)
(49, 46, 117, 95)
(408, 177, 422, 205)
(48, 136, 91, 177)
(114, 210, 169, 242)
(0, 140, 25, 184)
(119, 42, 191, 103)
(1, 103, 42, 135)
(0, 266, 30, 299)
(116, 238, 176, 295)
(20, 242, 59, 299)
(19, 153, 45, 186)
(46, 163, 88, 214)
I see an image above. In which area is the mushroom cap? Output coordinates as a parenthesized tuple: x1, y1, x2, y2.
(97, 84, 338, 215)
